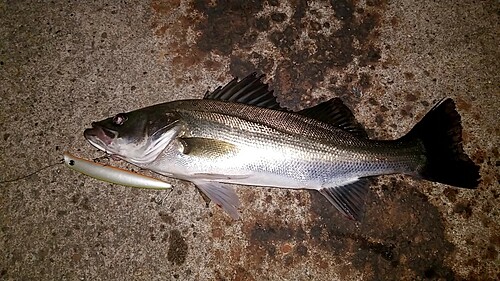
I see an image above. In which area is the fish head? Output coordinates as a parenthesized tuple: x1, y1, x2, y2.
(84, 107, 181, 164)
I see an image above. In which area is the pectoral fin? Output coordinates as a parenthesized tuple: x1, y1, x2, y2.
(179, 137, 238, 159)
(194, 180, 241, 220)
(319, 179, 369, 221)
(192, 173, 249, 181)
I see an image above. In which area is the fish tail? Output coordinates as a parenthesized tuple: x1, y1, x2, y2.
(403, 98, 480, 188)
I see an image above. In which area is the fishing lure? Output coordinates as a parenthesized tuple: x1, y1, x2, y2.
(63, 152, 172, 189)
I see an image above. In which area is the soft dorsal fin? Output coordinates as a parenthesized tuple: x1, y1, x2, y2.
(204, 72, 284, 110)
(299, 98, 368, 138)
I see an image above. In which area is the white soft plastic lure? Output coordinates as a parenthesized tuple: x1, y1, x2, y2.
(63, 152, 172, 189)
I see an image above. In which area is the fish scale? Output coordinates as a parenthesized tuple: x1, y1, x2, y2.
(84, 73, 480, 220)
(175, 105, 424, 178)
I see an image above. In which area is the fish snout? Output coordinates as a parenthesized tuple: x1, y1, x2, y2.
(84, 125, 115, 145)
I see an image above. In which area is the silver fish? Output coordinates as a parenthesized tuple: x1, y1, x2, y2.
(84, 73, 480, 220)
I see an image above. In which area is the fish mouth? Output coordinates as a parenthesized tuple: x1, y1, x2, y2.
(84, 123, 117, 152)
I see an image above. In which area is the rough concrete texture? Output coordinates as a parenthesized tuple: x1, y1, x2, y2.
(1, 0, 498, 280)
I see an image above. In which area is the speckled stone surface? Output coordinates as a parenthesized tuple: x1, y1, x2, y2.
(1, 1, 498, 280)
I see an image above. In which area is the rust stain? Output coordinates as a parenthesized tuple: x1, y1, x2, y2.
(306, 179, 457, 280)
(233, 266, 255, 281)
(456, 97, 472, 111)
(280, 243, 293, 255)
(152, 0, 388, 108)
(159, 211, 176, 224)
(270, 0, 387, 107)
(472, 148, 486, 164)
(453, 201, 473, 219)
(194, 1, 266, 56)
(403, 72, 415, 80)
(390, 16, 399, 27)
(151, 0, 181, 15)
(443, 188, 459, 203)
(405, 92, 418, 102)
(148, 1, 483, 280)
(211, 227, 223, 239)
(167, 229, 188, 265)
(204, 178, 462, 280)
(154, 25, 168, 36)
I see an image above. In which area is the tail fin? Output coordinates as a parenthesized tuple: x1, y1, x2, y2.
(404, 98, 480, 188)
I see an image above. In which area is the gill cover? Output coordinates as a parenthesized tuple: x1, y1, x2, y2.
(84, 108, 181, 164)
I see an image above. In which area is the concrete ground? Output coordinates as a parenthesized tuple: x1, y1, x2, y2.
(1, 0, 498, 280)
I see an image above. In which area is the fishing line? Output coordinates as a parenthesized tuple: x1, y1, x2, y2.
(153, 188, 174, 206)
(0, 155, 110, 184)
(0, 159, 65, 184)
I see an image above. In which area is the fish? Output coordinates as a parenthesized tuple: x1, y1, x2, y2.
(63, 152, 172, 189)
(83, 73, 480, 220)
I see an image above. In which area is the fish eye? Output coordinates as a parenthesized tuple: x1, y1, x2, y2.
(112, 113, 127, 126)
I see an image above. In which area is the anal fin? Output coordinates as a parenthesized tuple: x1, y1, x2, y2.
(319, 179, 370, 221)
(193, 180, 241, 220)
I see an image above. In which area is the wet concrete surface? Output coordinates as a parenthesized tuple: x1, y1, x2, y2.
(1, 0, 499, 280)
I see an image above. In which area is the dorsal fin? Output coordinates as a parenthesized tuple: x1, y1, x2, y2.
(299, 98, 368, 138)
(204, 72, 284, 110)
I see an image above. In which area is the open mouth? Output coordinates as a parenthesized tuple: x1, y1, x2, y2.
(84, 123, 116, 151)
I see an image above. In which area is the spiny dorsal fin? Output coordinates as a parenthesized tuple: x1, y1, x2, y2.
(299, 98, 368, 138)
(204, 72, 284, 110)
(319, 178, 370, 221)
